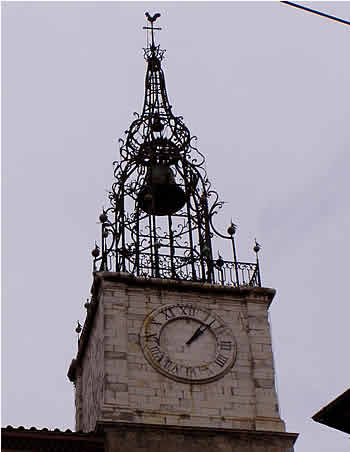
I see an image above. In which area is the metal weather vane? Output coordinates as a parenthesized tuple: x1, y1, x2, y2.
(144, 12, 162, 47)
(91, 13, 261, 287)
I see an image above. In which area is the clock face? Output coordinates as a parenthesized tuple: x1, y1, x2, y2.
(140, 303, 236, 383)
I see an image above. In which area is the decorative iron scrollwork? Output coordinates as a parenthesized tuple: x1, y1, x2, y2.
(92, 14, 261, 288)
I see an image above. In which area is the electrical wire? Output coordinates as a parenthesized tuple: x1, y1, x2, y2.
(281, 1, 350, 26)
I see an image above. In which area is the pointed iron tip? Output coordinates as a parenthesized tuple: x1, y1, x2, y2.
(253, 239, 261, 253)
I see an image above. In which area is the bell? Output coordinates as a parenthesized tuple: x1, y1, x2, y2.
(138, 164, 186, 216)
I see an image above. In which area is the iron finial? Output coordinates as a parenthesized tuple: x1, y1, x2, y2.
(91, 243, 100, 258)
(216, 253, 224, 269)
(253, 239, 261, 254)
(227, 221, 237, 236)
(99, 210, 108, 223)
(75, 321, 82, 334)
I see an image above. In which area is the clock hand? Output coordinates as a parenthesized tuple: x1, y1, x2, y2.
(185, 326, 202, 345)
(186, 320, 215, 345)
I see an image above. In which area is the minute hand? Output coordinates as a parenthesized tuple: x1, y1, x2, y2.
(186, 320, 215, 345)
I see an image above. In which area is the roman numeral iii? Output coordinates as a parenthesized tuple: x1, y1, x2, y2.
(220, 341, 232, 351)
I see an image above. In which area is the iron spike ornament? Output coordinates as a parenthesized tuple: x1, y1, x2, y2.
(92, 14, 261, 287)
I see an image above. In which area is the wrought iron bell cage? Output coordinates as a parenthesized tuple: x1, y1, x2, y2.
(92, 13, 261, 288)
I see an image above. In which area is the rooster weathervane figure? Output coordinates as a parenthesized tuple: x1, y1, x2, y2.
(143, 12, 162, 48)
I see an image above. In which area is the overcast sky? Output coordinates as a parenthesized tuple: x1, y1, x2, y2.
(2, 2, 350, 451)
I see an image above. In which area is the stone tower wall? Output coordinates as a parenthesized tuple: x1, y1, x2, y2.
(73, 273, 285, 433)
(75, 292, 105, 431)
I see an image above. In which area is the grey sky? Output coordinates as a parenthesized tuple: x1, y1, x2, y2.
(2, 2, 350, 451)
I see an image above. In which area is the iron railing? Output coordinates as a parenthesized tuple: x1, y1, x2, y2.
(93, 252, 261, 288)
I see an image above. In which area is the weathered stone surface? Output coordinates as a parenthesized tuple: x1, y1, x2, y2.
(102, 422, 297, 452)
(74, 294, 104, 432)
(72, 274, 288, 437)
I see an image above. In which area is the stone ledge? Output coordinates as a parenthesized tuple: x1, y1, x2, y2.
(95, 421, 299, 446)
(92, 272, 276, 302)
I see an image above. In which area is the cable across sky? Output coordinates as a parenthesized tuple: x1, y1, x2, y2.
(281, 1, 350, 26)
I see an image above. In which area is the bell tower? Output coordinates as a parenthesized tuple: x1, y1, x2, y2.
(68, 13, 298, 452)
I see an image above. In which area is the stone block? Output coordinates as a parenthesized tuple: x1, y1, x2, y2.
(127, 343, 140, 354)
(129, 394, 146, 407)
(128, 306, 148, 316)
(256, 402, 279, 418)
(129, 386, 156, 396)
(254, 378, 274, 389)
(253, 368, 274, 379)
(128, 313, 146, 322)
(222, 404, 254, 418)
(105, 389, 116, 403)
(116, 392, 129, 405)
(255, 418, 286, 432)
